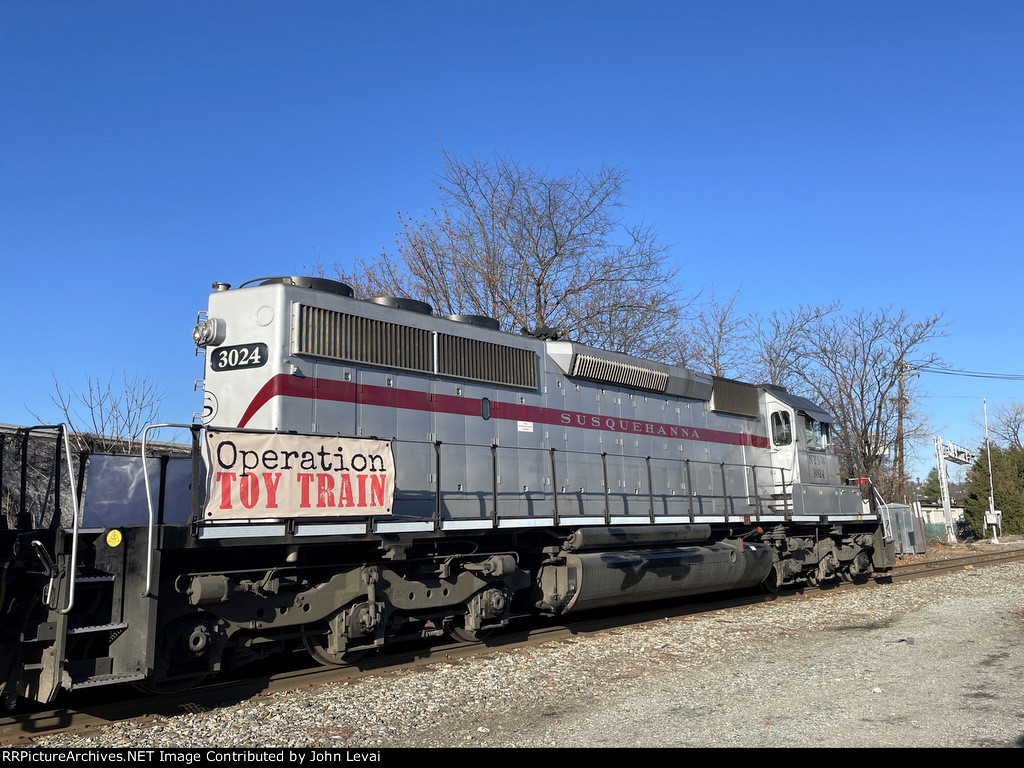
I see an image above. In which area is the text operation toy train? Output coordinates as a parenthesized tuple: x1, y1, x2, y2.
(0, 276, 894, 704)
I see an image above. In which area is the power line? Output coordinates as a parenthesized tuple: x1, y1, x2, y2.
(920, 366, 1024, 381)
(917, 394, 990, 399)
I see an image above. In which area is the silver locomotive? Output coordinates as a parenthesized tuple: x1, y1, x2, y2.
(0, 276, 892, 704)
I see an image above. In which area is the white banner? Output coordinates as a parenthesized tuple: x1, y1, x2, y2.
(204, 431, 395, 520)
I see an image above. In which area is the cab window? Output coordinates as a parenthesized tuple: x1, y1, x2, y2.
(803, 416, 829, 449)
(770, 411, 792, 446)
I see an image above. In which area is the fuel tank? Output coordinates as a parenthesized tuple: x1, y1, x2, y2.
(537, 541, 773, 615)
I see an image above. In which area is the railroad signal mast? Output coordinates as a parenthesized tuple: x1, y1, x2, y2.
(933, 436, 974, 544)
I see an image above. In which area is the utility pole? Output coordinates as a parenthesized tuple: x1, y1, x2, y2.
(895, 363, 905, 502)
(894, 360, 919, 503)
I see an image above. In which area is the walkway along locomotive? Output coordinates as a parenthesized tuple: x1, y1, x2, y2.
(0, 276, 894, 704)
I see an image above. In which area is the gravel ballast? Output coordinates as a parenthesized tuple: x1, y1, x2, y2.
(27, 546, 1024, 749)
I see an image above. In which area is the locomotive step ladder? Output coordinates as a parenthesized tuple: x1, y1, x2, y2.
(4, 425, 155, 704)
(24, 526, 152, 703)
(60, 528, 150, 693)
(21, 422, 197, 703)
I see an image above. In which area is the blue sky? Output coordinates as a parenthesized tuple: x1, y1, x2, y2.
(2, 1, 1022, 484)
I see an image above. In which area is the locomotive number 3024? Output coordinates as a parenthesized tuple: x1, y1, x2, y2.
(211, 343, 269, 371)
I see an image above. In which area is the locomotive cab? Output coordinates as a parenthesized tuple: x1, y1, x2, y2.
(761, 388, 842, 492)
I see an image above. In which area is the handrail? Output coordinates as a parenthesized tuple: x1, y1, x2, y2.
(57, 424, 82, 614)
(9, 424, 82, 613)
(142, 423, 196, 598)
(861, 476, 895, 542)
(423, 438, 789, 519)
(184, 428, 826, 529)
(188, 425, 793, 499)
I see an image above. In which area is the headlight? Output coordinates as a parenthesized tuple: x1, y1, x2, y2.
(192, 318, 226, 347)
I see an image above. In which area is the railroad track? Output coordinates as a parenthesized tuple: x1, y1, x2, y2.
(4, 546, 1022, 747)
(891, 547, 1024, 579)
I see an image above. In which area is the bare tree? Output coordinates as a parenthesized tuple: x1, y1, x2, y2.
(745, 301, 842, 388)
(794, 307, 945, 499)
(334, 149, 693, 358)
(36, 371, 166, 454)
(975, 400, 1024, 450)
(685, 286, 750, 379)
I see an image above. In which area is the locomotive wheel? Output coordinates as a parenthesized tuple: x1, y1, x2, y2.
(301, 627, 367, 666)
(447, 620, 496, 644)
(760, 565, 781, 596)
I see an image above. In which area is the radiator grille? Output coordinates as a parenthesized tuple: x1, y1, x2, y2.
(295, 304, 537, 388)
(710, 376, 761, 418)
(570, 354, 669, 393)
(296, 305, 432, 372)
(438, 334, 537, 389)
